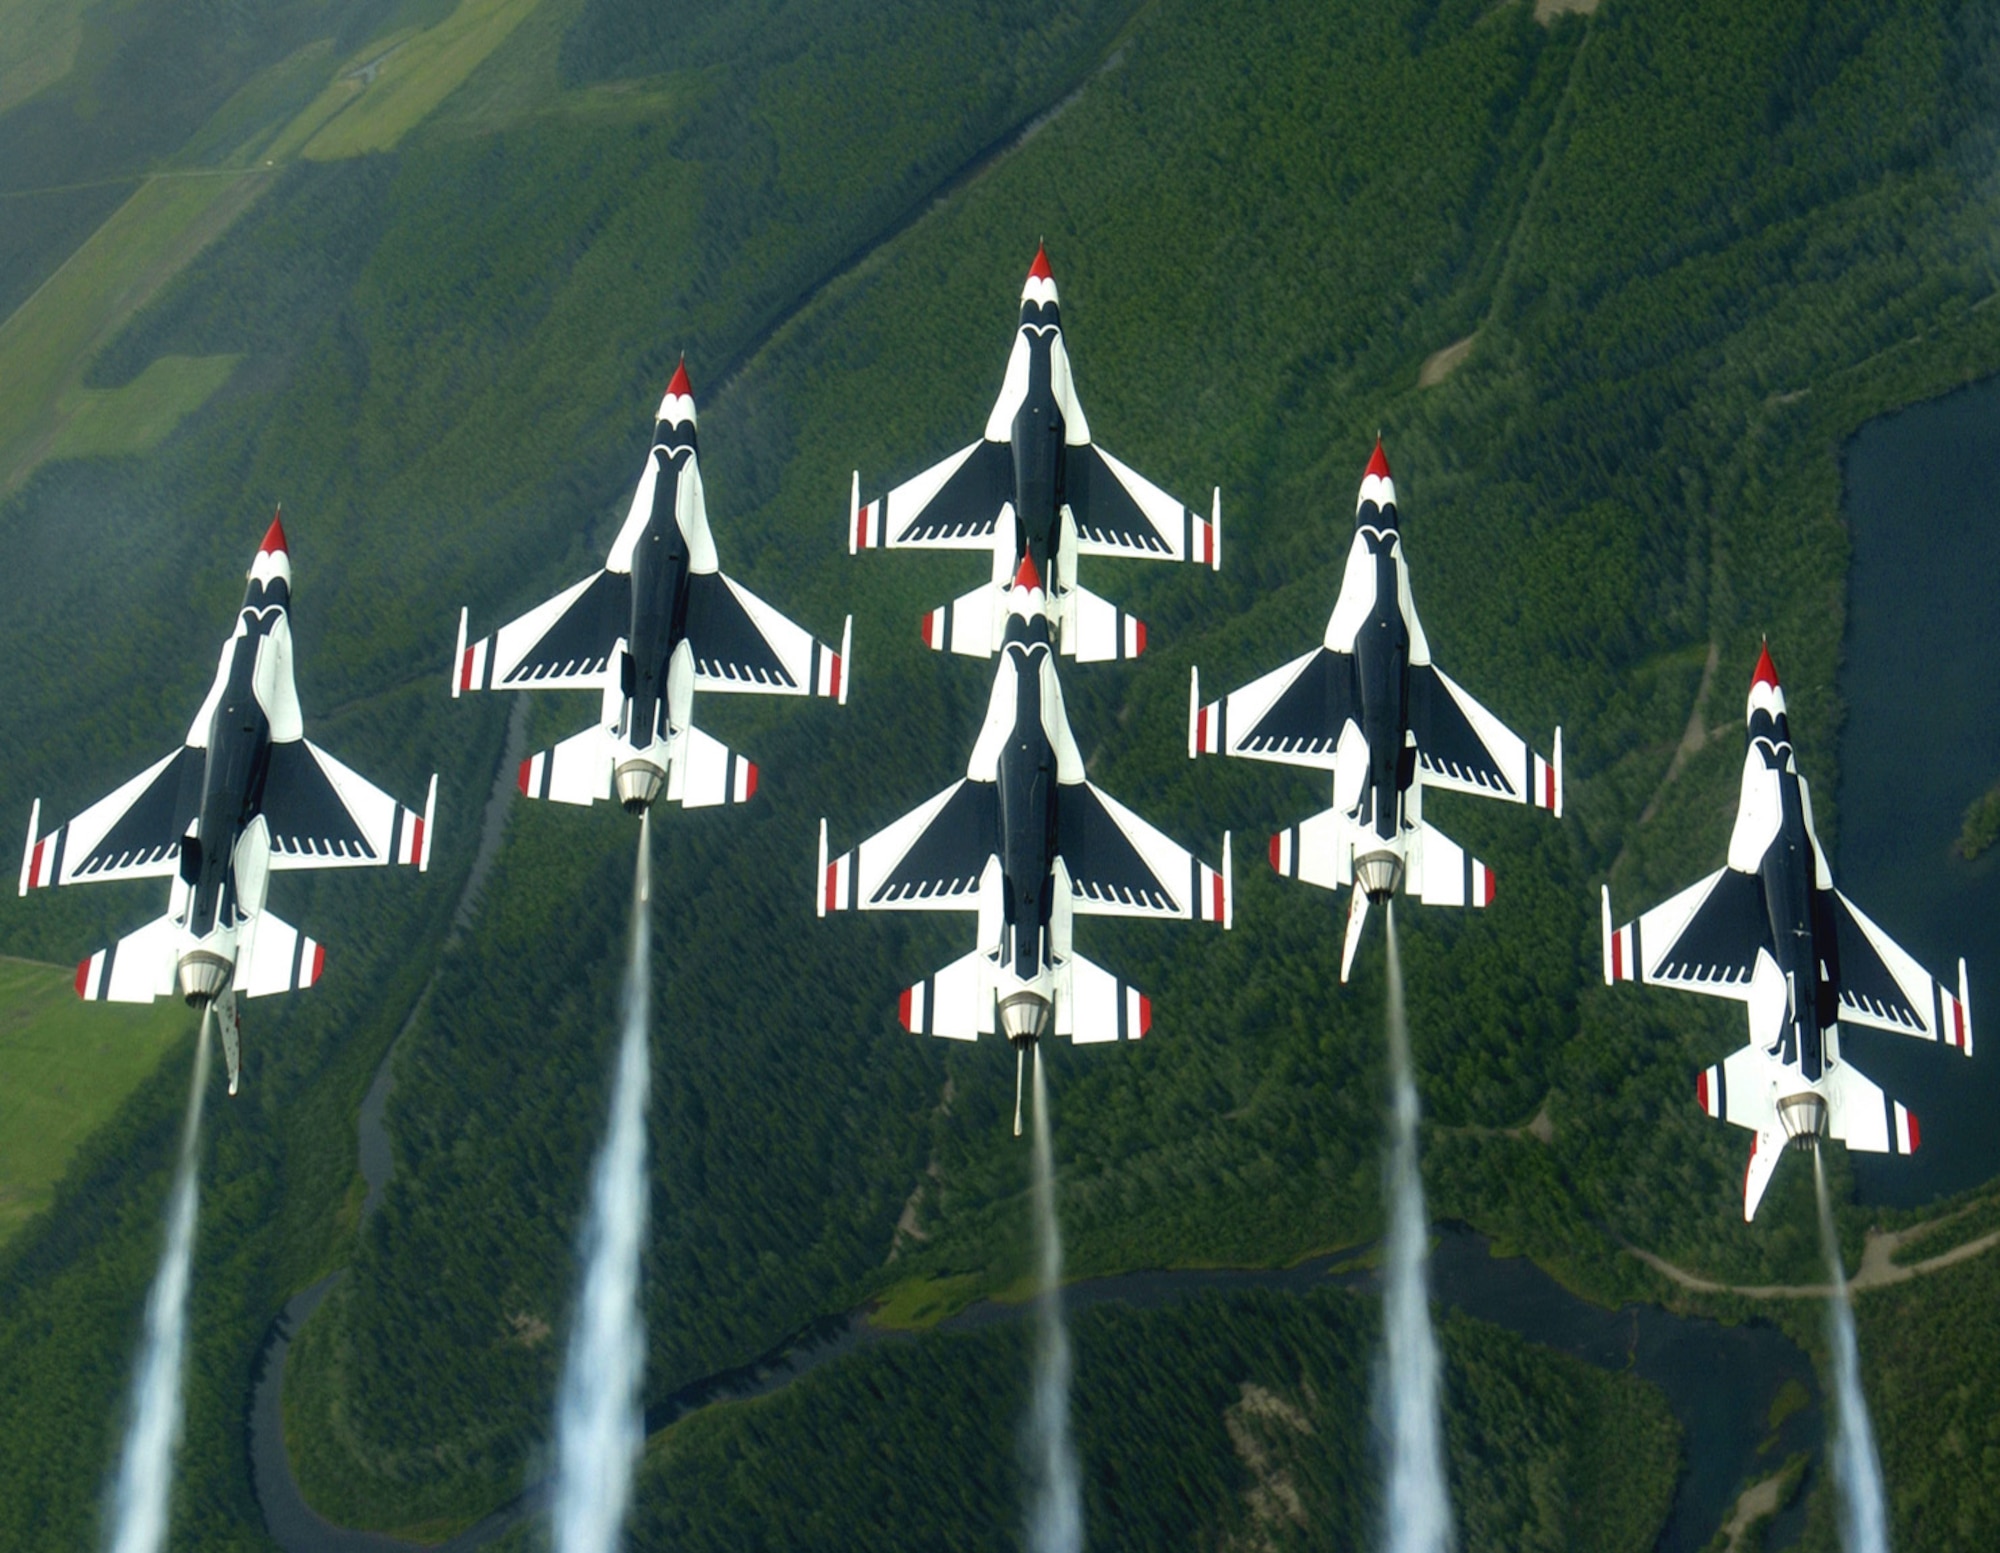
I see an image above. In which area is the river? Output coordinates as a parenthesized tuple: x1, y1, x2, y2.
(1838, 372, 2000, 1208)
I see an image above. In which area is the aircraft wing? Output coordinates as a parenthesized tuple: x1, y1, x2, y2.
(1058, 782, 1230, 923)
(456, 570, 630, 694)
(820, 782, 997, 913)
(1604, 869, 1770, 1000)
(19, 747, 203, 892)
(1065, 445, 1219, 566)
(262, 742, 435, 871)
(684, 572, 848, 699)
(1831, 890, 1973, 1052)
(1409, 666, 1558, 809)
(1191, 649, 1354, 771)
(851, 441, 1010, 551)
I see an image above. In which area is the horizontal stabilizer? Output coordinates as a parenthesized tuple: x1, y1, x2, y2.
(1061, 584, 1146, 663)
(1408, 820, 1495, 909)
(1268, 808, 1352, 893)
(668, 725, 757, 809)
(519, 725, 614, 807)
(921, 584, 999, 657)
(237, 910, 324, 998)
(898, 949, 994, 1041)
(76, 914, 180, 1003)
(1696, 1045, 1780, 1133)
(1825, 1061, 1919, 1157)
(1059, 952, 1150, 1044)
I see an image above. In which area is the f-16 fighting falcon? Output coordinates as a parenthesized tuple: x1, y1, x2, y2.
(1189, 439, 1562, 981)
(1604, 643, 1974, 1221)
(453, 360, 850, 812)
(819, 554, 1232, 1133)
(19, 514, 437, 1096)
(848, 244, 1220, 664)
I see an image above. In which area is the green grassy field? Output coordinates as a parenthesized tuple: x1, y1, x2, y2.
(0, 171, 269, 488)
(0, 958, 192, 1248)
(0, 0, 84, 117)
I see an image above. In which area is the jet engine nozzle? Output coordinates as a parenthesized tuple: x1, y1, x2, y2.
(999, 991, 1052, 1048)
(1777, 1092, 1828, 1152)
(1354, 850, 1404, 903)
(613, 759, 667, 814)
(176, 951, 234, 1006)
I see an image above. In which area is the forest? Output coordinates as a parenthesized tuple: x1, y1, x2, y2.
(0, 0, 1998, 1546)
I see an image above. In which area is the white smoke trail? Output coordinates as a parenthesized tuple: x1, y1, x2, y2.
(1813, 1147, 1889, 1553)
(105, 1008, 214, 1553)
(1025, 1043, 1082, 1553)
(1378, 906, 1453, 1553)
(552, 813, 654, 1553)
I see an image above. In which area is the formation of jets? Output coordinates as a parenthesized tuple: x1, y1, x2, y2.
(15, 246, 1977, 1224)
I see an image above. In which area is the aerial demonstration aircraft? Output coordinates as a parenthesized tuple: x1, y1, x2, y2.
(819, 555, 1232, 1133)
(848, 244, 1220, 664)
(1604, 643, 1974, 1221)
(1188, 439, 1562, 979)
(18, 515, 436, 1096)
(452, 361, 851, 812)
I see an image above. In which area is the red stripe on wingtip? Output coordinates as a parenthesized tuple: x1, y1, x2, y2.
(460, 647, 475, 691)
(1696, 1071, 1710, 1113)
(517, 758, 532, 796)
(310, 942, 326, 985)
(30, 837, 45, 888)
(1268, 833, 1282, 872)
(1132, 620, 1146, 657)
(75, 958, 89, 998)
(1137, 993, 1152, 1035)
(744, 763, 758, 800)
(831, 654, 843, 699)
(824, 865, 837, 914)
(1907, 1111, 1921, 1152)
(897, 986, 913, 1030)
(1196, 707, 1208, 751)
(1611, 928, 1624, 981)
(1482, 867, 1496, 907)
(1211, 869, 1224, 922)
(410, 818, 424, 866)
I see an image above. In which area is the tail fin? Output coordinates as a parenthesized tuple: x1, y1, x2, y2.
(1743, 1130, 1785, 1222)
(1059, 584, 1146, 663)
(214, 991, 242, 1096)
(1340, 887, 1370, 983)
(897, 949, 995, 1041)
(1058, 952, 1150, 1043)
(76, 913, 180, 1003)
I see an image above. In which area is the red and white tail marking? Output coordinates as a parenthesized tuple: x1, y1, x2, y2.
(850, 472, 884, 552)
(1893, 1101, 1920, 1155)
(1196, 833, 1233, 927)
(1269, 829, 1294, 879)
(1123, 615, 1147, 659)
(1188, 670, 1224, 757)
(921, 606, 946, 651)
(392, 775, 438, 869)
(1601, 888, 1638, 984)
(1531, 732, 1563, 817)
(819, 821, 856, 916)
(1471, 860, 1497, 908)
(813, 616, 852, 702)
(455, 622, 492, 697)
(1696, 1065, 1724, 1119)
(19, 799, 57, 893)
(899, 980, 923, 1032)
(76, 949, 108, 1000)
(1941, 961, 1973, 1056)
(733, 759, 758, 804)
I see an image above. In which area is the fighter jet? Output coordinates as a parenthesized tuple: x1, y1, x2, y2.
(1604, 643, 1973, 1221)
(453, 360, 850, 811)
(1189, 439, 1561, 979)
(848, 244, 1220, 664)
(818, 554, 1232, 1132)
(18, 514, 437, 1095)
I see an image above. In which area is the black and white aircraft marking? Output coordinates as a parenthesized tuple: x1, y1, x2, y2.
(453, 360, 850, 812)
(1190, 440, 1562, 979)
(849, 245, 1219, 664)
(1605, 643, 1973, 1220)
(819, 554, 1231, 1133)
(19, 515, 437, 1095)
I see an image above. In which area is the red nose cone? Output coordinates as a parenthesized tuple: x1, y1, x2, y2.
(1751, 639, 1780, 690)
(666, 356, 693, 399)
(1028, 244, 1052, 281)
(259, 509, 288, 556)
(1014, 551, 1043, 592)
(1364, 438, 1391, 481)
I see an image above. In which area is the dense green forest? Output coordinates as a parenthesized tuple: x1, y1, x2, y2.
(1, 0, 1999, 1545)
